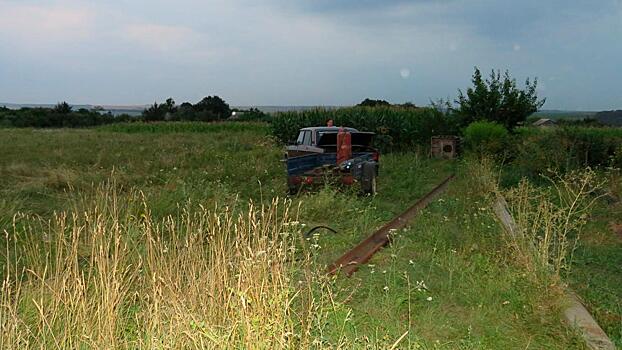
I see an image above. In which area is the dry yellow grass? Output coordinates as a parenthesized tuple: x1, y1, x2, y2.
(0, 185, 345, 349)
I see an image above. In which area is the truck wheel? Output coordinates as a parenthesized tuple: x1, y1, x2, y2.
(361, 162, 377, 195)
(288, 185, 299, 195)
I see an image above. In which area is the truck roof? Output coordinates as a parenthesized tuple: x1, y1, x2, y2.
(300, 126, 359, 132)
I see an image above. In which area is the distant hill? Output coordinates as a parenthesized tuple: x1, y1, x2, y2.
(594, 110, 622, 126)
(532, 110, 597, 120)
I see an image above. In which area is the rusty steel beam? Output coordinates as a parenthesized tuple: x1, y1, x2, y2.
(327, 174, 455, 276)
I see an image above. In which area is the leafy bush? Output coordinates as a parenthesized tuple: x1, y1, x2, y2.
(270, 106, 455, 153)
(513, 126, 622, 175)
(463, 121, 509, 157)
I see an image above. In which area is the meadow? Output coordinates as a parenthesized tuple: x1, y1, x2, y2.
(1, 122, 619, 348)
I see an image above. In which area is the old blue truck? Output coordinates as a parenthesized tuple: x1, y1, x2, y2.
(284, 126, 379, 195)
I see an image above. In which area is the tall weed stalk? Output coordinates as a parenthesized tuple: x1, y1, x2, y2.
(0, 184, 350, 349)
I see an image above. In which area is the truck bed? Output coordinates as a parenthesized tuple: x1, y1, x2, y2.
(286, 152, 375, 176)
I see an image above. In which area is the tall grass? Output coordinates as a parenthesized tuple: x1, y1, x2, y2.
(513, 126, 622, 176)
(0, 184, 350, 349)
(505, 171, 604, 281)
(468, 159, 605, 282)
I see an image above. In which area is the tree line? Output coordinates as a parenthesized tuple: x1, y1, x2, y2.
(0, 96, 269, 128)
(3, 67, 598, 131)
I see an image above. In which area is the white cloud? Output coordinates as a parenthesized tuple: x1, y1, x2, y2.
(0, 3, 94, 46)
(124, 24, 202, 52)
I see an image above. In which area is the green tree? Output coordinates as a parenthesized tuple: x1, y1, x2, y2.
(142, 98, 177, 122)
(53, 101, 72, 114)
(455, 68, 545, 130)
(357, 98, 391, 107)
(194, 96, 231, 120)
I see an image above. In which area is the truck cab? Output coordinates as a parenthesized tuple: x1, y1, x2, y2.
(286, 126, 367, 158)
(285, 126, 379, 194)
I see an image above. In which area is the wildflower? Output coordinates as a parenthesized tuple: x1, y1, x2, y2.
(409, 260, 415, 265)
(502, 300, 510, 305)
(383, 286, 389, 292)
(426, 296, 433, 302)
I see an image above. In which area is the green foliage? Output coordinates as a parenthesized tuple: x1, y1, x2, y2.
(142, 99, 176, 122)
(193, 95, 231, 121)
(357, 98, 391, 107)
(53, 101, 72, 114)
(456, 67, 545, 130)
(464, 121, 509, 156)
(143, 95, 231, 122)
(513, 126, 622, 176)
(0, 106, 117, 128)
(233, 108, 271, 122)
(270, 106, 456, 152)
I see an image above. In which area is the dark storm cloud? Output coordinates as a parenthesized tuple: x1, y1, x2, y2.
(0, 0, 620, 109)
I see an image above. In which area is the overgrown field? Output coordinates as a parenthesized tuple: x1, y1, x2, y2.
(1, 122, 618, 348)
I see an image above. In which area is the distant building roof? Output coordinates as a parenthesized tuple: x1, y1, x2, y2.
(532, 118, 557, 127)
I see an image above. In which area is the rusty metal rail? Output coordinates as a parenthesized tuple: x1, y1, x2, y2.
(327, 174, 455, 276)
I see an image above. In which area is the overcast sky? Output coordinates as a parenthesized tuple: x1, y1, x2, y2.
(1, 0, 621, 110)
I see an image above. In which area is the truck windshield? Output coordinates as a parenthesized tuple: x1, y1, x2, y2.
(297, 131, 312, 145)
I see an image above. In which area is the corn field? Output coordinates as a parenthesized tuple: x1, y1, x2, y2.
(270, 106, 454, 153)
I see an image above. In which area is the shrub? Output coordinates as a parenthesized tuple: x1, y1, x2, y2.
(463, 121, 509, 157)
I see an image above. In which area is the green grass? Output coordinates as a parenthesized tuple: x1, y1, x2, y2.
(0, 124, 282, 218)
(0, 122, 606, 348)
(307, 163, 586, 348)
(96, 121, 268, 134)
(568, 199, 622, 347)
